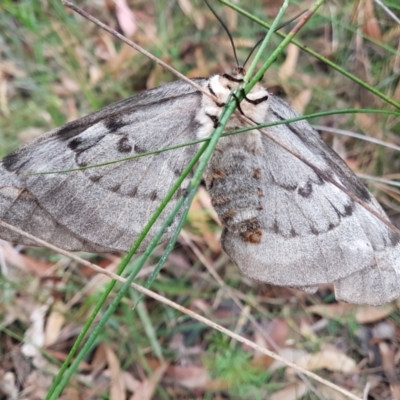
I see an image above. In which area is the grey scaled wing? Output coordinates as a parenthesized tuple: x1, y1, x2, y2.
(221, 94, 400, 305)
(0, 80, 203, 252)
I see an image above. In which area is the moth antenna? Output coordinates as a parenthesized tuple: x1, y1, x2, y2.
(275, 10, 308, 31)
(243, 10, 308, 68)
(243, 38, 263, 68)
(204, 0, 239, 68)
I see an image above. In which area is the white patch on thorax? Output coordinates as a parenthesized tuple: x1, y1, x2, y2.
(195, 73, 270, 139)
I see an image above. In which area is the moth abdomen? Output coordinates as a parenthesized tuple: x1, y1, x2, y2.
(209, 178, 264, 242)
(206, 133, 266, 245)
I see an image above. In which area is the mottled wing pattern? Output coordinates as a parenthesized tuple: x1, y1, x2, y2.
(1, 69, 399, 305)
(220, 94, 400, 305)
(0, 80, 204, 252)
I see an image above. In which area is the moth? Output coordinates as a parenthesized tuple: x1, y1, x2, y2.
(1, 40, 399, 305)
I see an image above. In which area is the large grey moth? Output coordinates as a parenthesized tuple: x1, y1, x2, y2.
(0, 5, 399, 307)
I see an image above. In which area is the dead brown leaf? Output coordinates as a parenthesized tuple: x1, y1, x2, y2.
(362, 0, 383, 40)
(104, 345, 125, 400)
(131, 362, 168, 400)
(187, 191, 221, 252)
(121, 371, 141, 394)
(279, 43, 300, 81)
(61, 387, 82, 400)
(52, 76, 80, 96)
(115, 0, 137, 37)
(355, 304, 395, 324)
(316, 382, 359, 400)
(22, 305, 48, 358)
(187, 47, 210, 78)
(166, 364, 210, 389)
(289, 350, 358, 374)
(177, 0, 205, 29)
(269, 348, 309, 372)
(308, 302, 394, 325)
(44, 300, 66, 347)
(355, 111, 381, 138)
(371, 321, 395, 341)
(270, 381, 307, 400)
(18, 127, 45, 144)
(307, 303, 355, 320)
(0, 61, 27, 78)
(252, 318, 289, 367)
(379, 342, 400, 400)
(291, 89, 312, 114)
(66, 258, 120, 307)
(1, 241, 54, 276)
(89, 343, 108, 376)
(0, 370, 18, 399)
(21, 370, 53, 400)
(196, 186, 221, 226)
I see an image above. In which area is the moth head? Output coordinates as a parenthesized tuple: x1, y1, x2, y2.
(230, 66, 246, 78)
